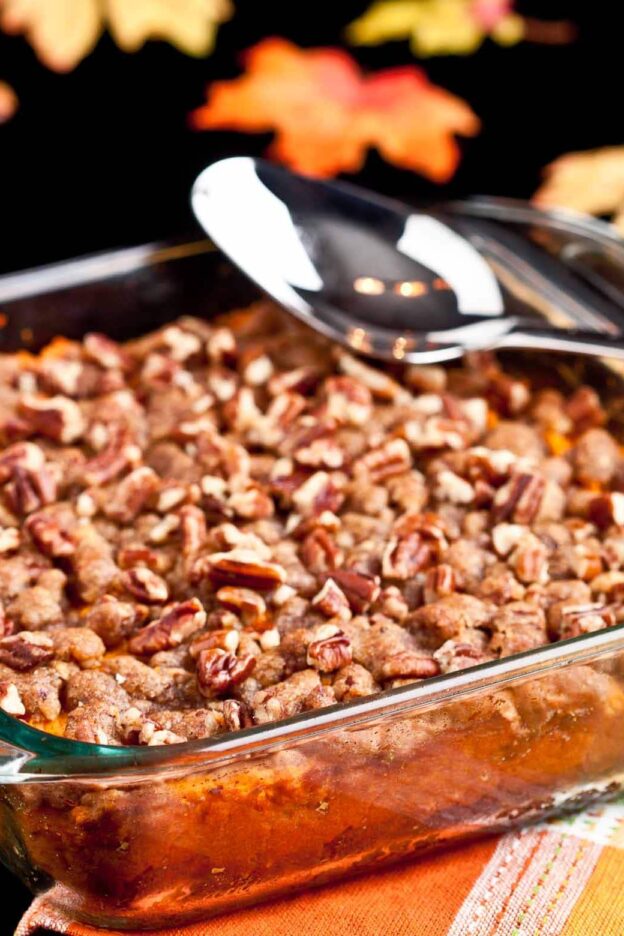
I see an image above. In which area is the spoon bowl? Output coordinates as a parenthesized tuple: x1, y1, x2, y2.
(192, 157, 624, 364)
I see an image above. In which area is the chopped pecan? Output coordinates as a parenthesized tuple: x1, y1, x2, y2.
(0, 681, 26, 716)
(269, 366, 322, 397)
(294, 436, 344, 470)
(19, 394, 85, 443)
(105, 467, 159, 522)
(433, 469, 475, 505)
(491, 523, 526, 557)
(178, 504, 207, 556)
(0, 526, 20, 554)
(433, 640, 491, 674)
(486, 373, 529, 415)
(5, 464, 57, 516)
(82, 424, 141, 485)
(382, 533, 433, 580)
(510, 533, 549, 585)
(292, 472, 344, 516)
(492, 472, 545, 524)
(402, 417, 469, 452)
(566, 386, 605, 431)
(588, 493, 624, 530)
(550, 602, 615, 640)
(222, 698, 252, 732)
(26, 511, 74, 557)
(572, 428, 619, 486)
(326, 569, 380, 612)
(307, 623, 352, 672)
(122, 567, 169, 603)
(197, 648, 256, 698)
(207, 326, 237, 365)
(323, 376, 372, 426)
(300, 527, 341, 574)
(160, 324, 202, 362)
(84, 595, 147, 648)
(338, 353, 406, 401)
(332, 663, 378, 701)
(84, 332, 133, 371)
(311, 579, 351, 620)
(200, 549, 286, 590)
(189, 628, 241, 659)
(228, 486, 274, 520)
(379, 651, 440, 681)
(423, 564, 457, 603)
(0, 441, 45, 481)
(216, 586, 267, 626)
(354, 438, 411, 483)
(223, 387, 261, 433)
(129, 598, 206, 655)
(0, 632, 54, 671)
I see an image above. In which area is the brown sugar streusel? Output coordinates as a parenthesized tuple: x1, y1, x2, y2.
(0, 301, 623, 745)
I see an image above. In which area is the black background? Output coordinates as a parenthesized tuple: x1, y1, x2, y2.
(0, 0, 620, 931)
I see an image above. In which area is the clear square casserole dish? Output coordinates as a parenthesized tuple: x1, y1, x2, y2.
(2, 200, 624, 930)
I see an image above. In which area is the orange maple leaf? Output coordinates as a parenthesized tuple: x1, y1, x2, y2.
(190, 38, 480, 182)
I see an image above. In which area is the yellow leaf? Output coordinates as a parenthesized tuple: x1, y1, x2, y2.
(0, 0, 101, 72)
(347, 0, 526, 57)
(534, 146, 624, 234)
(0, 0, 231, 71)
(0, 79, 18, 121)
(107, 0, 232, 58)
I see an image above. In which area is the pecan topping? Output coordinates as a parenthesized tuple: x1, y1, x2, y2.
(323, 376, 372, 426)
(26, 512, 74, 557)
(178, 504, 207, 556)
(222, 698, 251, 732)
(84, 332, 133, 370)
(354, 439, 411, 483)
(190, 629, 240, 659)
(105, 466, 159, 523)
(589, 493, 624, 529)
(0, 681, 26, 716)
(379, 651, 440, 680)
(0, 632, 54, 671)
(492, 472, 545, 524)
(382, 533, 433, 580)
(82, 424, 141, 485)
(510, 533, 549, 585)
(197, 648, 256, 698)
(0, 441, 45, 481)
(311, 579, 351, 619)
(424, 564, 457, 604)
(0, 526, 20, 554)
(292, 471, 344, 516)
(216, 586, 267, 626)
(326, 569, 380, 612)
(228, 487, 274, 520)
(338, 353, 406, 401)
(4, 464, 57, 515)
(307, 624, 352, 672)
(551, 603, 615, 640)
(128, 598, 206, 656)
(301, 527, 341, 574)
(123, 567, 169, 603)
(19, 394, 85, 443)
(201, 549, 287, 590)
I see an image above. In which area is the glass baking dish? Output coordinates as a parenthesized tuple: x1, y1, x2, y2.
(2, 200, 624, 930)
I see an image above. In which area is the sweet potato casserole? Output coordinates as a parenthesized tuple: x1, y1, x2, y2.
(1, 300, 624, 747)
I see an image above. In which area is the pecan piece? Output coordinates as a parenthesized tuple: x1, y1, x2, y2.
(122, 567, 169, 603)
(197, 648, 256, 698)
(423, 564, 457, 604)
(323, 376, 372, 426)
(492, 472, 545, 524)
(0, 632, 54, 671)
(307, 624, 352, 672)
(588, 493, 624, 530)
(105, 466, 159, 523)
(379, 650, 440, 681)
(311, 579, 351, 620)
(0, 526, 20, 554)
(292, 471, 344, 516)
(26, 512, 74, 557)
(0, 441, 45, 481)
(338, 353, 406, 401)
(84, 332, 133, 371)
(222, 698, 252, 731)
(19, 394, 85, 443)
(354, 439, 412, 483)
(382, 533, 433, 580)
(549, 602, 615, 641)
(5, 464, 57, 515)
(216, 586, 267, 627)
(300, 527, 341, 574)
(433, 640, 491, 674)
(82, 424, 140, 485)
(129, 598, 206, 655)
(179, 504, 207, 556)
(0, 681, 26, 716)
(189, 628, 240, 659)
(326, 569, 380, 612)
(200, 549, 286, 590)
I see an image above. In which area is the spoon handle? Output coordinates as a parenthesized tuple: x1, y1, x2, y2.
(496, 328, 624, 362)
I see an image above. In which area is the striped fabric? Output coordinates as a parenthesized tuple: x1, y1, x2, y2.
(17, 799, 624, 936)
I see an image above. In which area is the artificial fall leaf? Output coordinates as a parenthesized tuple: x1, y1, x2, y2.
(534, 147, 624, 236)
(190, 38, 479, 181)
(0, 0, 232, 72)
(0, 79, 18, 122)
(347, 0, 572, 58)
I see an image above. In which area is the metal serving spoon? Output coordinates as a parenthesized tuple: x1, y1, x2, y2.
(192, 156, 624, 364)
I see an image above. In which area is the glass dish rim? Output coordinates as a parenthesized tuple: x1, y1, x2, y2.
(1, 195, 623, 781)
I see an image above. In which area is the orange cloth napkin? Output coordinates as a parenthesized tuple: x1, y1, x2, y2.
(16, 799, 624, 936)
